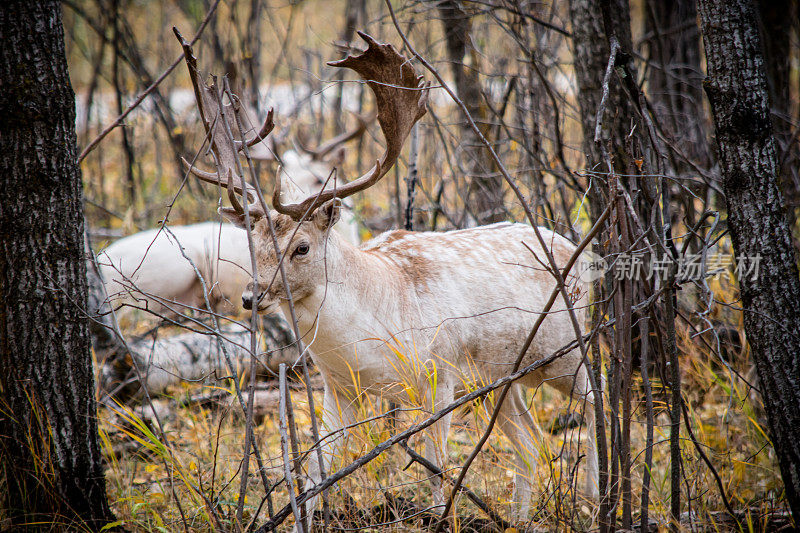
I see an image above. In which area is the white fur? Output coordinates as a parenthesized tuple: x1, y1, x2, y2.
(247, 216, 600, 523)
(97, 222, 252, 317)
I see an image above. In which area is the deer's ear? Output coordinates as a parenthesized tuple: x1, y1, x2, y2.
(219, 206, 264, 229)
(313, 199, 341, 230)
(219, 207, 247, 228)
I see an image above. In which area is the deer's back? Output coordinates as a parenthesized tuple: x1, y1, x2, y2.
(98, 222, 251, 309)
(361, 223, 588, 378)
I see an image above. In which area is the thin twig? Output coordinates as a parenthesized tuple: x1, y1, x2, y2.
(279, 364, 305, 533)
(594, 38, 620, 144)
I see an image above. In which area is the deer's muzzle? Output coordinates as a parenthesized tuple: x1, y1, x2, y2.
(242, 283, 279, 313)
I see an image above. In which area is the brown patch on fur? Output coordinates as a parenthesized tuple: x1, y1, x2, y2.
(380, 230, 411, 245)
(366, 233, 434, 289)
(402, 253, 434, 289)
(263, 212, 296, 238)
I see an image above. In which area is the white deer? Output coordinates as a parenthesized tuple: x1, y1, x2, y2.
(97, 119, 367, 319)
(185, 33, 599, 524)
(98, 222, 251, 318)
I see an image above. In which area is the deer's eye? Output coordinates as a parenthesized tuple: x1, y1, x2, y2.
(294, 243, 310, 257)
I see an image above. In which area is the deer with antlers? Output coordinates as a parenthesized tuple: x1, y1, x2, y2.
(98, 88, 370, 320)
(182, 32, 598, 523)
(97, 116, 368, 321)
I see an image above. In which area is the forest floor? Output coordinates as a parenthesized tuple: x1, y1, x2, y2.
(96, 314, 791, 532)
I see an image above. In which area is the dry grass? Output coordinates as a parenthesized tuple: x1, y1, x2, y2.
(96, 298, 788, 532)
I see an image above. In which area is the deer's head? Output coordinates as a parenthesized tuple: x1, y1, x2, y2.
(181, 32, 428, 313)
(218, 200, 340, 312)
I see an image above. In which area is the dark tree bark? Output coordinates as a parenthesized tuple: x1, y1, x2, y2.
(570, 0, 652, 224)
(436, 0, 504, 225)
(698, 0, 800, 520)
(569, 0, 641, 210)
(0, 1, 115, 528)
(757, 0, 800, 228)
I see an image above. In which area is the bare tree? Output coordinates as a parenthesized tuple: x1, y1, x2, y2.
(0, 0, 114, 528)
(435, 0, 504, 224)
(644, 0, 707, 168)
(569, 0, 639, 211)
(699, 0, 800, 520)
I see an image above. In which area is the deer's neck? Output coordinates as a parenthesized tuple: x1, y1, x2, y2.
(289, 233, 416, 359)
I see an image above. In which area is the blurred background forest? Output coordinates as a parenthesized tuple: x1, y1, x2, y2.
(57, 0, 799, 530)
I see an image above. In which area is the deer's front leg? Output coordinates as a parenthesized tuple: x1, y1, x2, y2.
(301, 382, 355, 524)
(423, 382, 454, 509)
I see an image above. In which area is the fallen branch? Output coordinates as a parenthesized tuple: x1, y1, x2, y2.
(399, 439, 510, 530)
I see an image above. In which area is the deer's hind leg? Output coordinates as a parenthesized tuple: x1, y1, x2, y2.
(495, 383, 541, 522)
(541, 358, 600, 499)
(423, 381, 454, 509)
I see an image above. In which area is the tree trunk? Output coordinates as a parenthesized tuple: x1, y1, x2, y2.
(436, 0, 504, 225)
(569, 0, 639, 212)
(644, 0, 707, 168)
(757, 0, 800, 231)
(0, 1, 114, 528)
(698, 0, 800, 520)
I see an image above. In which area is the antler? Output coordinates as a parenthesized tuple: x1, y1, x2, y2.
(174, 27, 273, 220)
(295, 112, 375, 160)
(273, 31, 429, 220)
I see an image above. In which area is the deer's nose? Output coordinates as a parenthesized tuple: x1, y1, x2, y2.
(242, 290, 258, 310)
(242, 287, 266, 310)
(242, 292, 254, 310)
